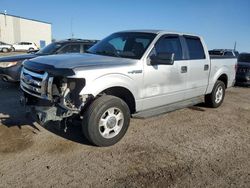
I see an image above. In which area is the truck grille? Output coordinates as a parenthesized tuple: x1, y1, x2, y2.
(20, 68, 54, 100)
(237, 67, 250, 73)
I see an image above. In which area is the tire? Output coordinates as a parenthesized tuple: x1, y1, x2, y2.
(11, 47, 15, 52)
(2, 48, 8, 53)
(82, 95, 130, 147)
(28, 48, 34, 52)
(205, 80, 225, 108)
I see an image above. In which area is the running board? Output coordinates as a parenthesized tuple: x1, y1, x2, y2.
(133, 96, 204, 119)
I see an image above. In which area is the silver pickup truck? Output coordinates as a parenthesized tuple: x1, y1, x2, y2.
(20, 30, 237, 146)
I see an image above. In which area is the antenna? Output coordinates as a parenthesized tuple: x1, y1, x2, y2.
(70, 18, 74, 38)
(233, 41, 237, 51)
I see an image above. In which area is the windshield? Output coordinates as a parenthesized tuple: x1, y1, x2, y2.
(87, 32, 156, 59)
(36, 42, 63, 55)
(238, 54, 250, 63)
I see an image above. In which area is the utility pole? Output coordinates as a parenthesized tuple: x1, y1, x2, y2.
(4, 10, 7, 26)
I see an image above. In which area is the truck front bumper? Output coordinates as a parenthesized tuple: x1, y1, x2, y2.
(30, 106, 65, 125)
(20, 95, 70, 126)
(236, 74, 250, 86)
(20, 91, 84, 126)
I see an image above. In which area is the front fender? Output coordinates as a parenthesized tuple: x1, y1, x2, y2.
(79, 73, 139, 99)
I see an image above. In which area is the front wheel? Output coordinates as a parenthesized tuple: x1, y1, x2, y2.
(82, 95, 130, 147)
(205, 80, 225, 108)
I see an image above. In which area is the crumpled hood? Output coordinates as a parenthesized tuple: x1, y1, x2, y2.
(29, 53, 136, 69)
(0, 53, 38, 62)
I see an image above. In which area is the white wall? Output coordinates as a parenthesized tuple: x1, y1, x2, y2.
(19, 18, 51, 47)
(0, 14, 15, 44)
(0, 14, 52, 47)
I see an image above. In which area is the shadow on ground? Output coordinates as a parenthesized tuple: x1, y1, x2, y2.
(0, 80, 91, 146)
(42, 120, 92, 146)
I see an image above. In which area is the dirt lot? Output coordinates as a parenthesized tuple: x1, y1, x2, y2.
(0, 80, 249, 188)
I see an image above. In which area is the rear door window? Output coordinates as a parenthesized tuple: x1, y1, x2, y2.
(58, 44, 81, 54)
(184, 36, 206, 60)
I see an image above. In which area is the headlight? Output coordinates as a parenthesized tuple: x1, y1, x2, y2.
(0, 61, 18, 68)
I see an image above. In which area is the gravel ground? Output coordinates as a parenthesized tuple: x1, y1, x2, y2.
(0, 80, 249, 188)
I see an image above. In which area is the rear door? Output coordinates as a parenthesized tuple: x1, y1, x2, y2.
(142, 35, 188, 110)
(182, 35, 210, 99)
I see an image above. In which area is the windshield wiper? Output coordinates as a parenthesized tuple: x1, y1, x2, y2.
(95, 50, 119, 57)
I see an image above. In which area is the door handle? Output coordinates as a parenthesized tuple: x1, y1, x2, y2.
(204, 64, 209, 71)
(181, 66, 187, 73)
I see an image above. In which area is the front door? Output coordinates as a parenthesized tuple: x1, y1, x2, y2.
(142, 35, 188, 110)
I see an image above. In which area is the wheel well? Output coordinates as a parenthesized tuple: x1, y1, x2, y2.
(101, 87, 136, 114)
(217, 74, 228, 88)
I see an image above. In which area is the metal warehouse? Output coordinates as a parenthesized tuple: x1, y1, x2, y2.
(0, 12, 51, 48)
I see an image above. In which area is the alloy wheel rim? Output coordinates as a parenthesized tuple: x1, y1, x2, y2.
(215, 86, 223, 103)
(98, 107, 124, 139)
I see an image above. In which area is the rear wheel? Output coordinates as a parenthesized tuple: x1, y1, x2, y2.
(82, 95, 130, 147)
(11, 47, 15, 52)
(205, 80, 225, 108)
(2, 48, 9, 53)
(28, 48, 34, 52)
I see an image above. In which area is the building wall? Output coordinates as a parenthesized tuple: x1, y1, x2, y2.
(0, 14, 14, 43)
(0, 14, 51, 48)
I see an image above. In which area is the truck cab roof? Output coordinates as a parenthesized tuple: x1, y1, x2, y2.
(120, 30, 200, 37)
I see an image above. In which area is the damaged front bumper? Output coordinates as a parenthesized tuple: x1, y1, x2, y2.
(30, 106, 65, 125)
(19, 66, 92, 125)
(20, 94, 90, 125)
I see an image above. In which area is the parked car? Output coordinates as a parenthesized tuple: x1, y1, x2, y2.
(20, 30, 237, 147)
(0, 39, 98, 82)
(209, 49, 239, 58)
(235, 53, 250, 86)
(0, 41, 12, 53)
(12, 42, 39, 52)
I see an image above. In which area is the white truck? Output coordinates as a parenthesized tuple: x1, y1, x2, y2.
(20, 30, 237, 146)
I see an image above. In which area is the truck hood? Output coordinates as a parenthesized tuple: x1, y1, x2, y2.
(29, 53, 136, 69)
(23, 53, 137, 76)
(0, 53, 38, 62)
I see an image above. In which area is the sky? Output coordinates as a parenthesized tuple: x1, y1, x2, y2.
(1, 0, 250, 52)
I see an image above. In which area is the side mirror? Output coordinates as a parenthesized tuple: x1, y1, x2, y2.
(150, 53, 175, 65)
